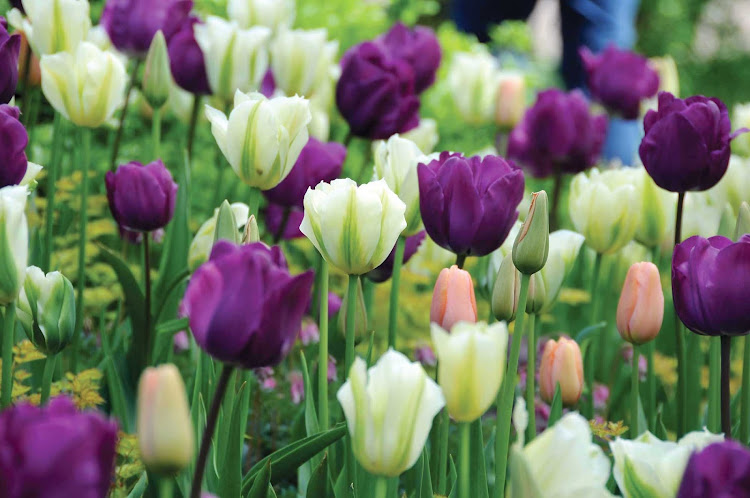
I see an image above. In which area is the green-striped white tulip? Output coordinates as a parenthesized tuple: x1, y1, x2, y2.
(337, 349, 444, 477)
(632, 166, 675, 248)
(17, 266, 75, 355)
(300, 178, 407, 275)
(400, 118, 439, 154)
(40, 42, 126, 128)
(431, 320, 508, 422)
(0, 186, 28, 305)
(227, 0, 295, 32)
(270, 28, 338, 100)
(188, 202, 250, 271)
(206, 90, 311, 190)
(8, 0, 91, 56)
(448, 47, 500, 125)
(195, 16, 271, 103)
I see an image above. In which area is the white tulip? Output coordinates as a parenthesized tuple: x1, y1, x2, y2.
(8, 0, 91, 56)
(300, 178, 407, 275)
(188, 203, 250, 271)
(205, 90, 311, 190)
(0, 186, 28, 305)
(431, 321, 508, 422)
(17, 266, 75, 355)
(400, 118, 439, 154)
(337, 349, 444, 477)
(270, 28, 338, 100)
(632, 166, 676, 248)
(732, 104, 750, 157)
(40, 42, 126, 127)
(195, 16, 271, 102)
(227, 0, 295, 31)
(448, 47, 501, 125)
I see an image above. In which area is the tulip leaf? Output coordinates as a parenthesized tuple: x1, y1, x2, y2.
(448, 455, 457, 498)
(248, 459, 272, 498)
(365, 331, 375, 367)
(298, 352, 321, 496)
(574, 321, 607, 344)
(241, 423, 348, 493)
(470, 419, 490, 498)
(548, 383, 562, 427)
(655, 408, 668, 440)
(218, 377, 249, 498)
(415, 449, 433, 498)
(305, 453, 329, 497)
(126, 472, 148, 498)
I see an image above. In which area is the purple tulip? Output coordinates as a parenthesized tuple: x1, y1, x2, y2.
(507, 89, 607, 178)
(166, 14, 211, 95)
(677, 441, 750, 497)
(0, 396, 118, 498)
(0, 20, 20, 105)
(182, 241, 314, 369)
(265, 203, 304, 240)
(418, 152, 524, 257)
(672, 235, 750, 336)
(264, 138, 346, 208)
(376, 22, 441, 94)
(102, 0, 192, 57)
(105, 159, 178, 232)
(336, 41, 420, 139)
(260, 69, 275, 98)
(0, 105, 28, 187)
(366, 230, 426, 282)
(639, 92, 741, 192)
(580, 44, 659, 120)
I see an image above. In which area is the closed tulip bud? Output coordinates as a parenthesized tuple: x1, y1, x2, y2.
(495, 72, 526, 129)
(616, 262, 664, 346)
(448, 48, 500, 125)
(431, 265, 477, 331)
(513, 191, 549, 275)
(539, 337, 583, 406)
(206, 91, 311, 190)
(41, 42, 126, 128)
(227, 0, 295, 32)
(431, 321, 508, 422)
(213, 200, 240, 244)
(0, 186, 28, 305)
(337, 350, 444, 477)
(270, 28, 338, 100)
(492, 253, 519, 322)
(8, 0, 91, 56)
(337, 277, 368, 338)
(142, 31, 171, 110)
(243, 214, 259, 244)
(736, 202, 750, 240)
(195, 17, 271, 102)
(137, 364, 194, 475)
(399, 118, 439, 154)
(300, 179, 407, 275)
(17, 266, 75, 355)
(188, 202, 249, 271)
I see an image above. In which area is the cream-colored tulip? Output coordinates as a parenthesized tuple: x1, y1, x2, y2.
(188, 202, 250, 271)
(0, 186, 28, 305)
(400, 118, 439, 154)
(448, 47, 500, 125)
(227, 0, 295, 31)
(270, 28, 338, 100)
(8, 0, 91, 56)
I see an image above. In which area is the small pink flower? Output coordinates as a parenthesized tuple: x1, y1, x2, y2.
(255, 367, 277, 391)
(173, 331, 189, 352)
(289, 371, 304, 405)
(593, 383, 610, 412)
(299, 318, 320, 346)
(414, 344, 436, 367)
(327, 355, 337, 383)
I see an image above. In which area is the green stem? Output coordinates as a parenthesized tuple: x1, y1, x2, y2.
(1, 303, 15, 408)
(247, 187, 261, 219)
(741, 336, 750, 443)
(647, 341, 656, 431)
(708, 337, 721, 434)
(159, 478, 174, 498)
(43, 112, 65, 272)
(344, 275, 359, 374)
(72, 128, 92, 373)
(674, 192, 687, 436)
(525, 313, 537, 443)
(584, 253, 603, 420)
(187, 95, 202, 162)
(110, 59, 141, 170)
(387, 236, 406, 350)
(152, 107, 162, 159)
(437, 407, 449, 494)
(318, 260, 329, 431)
(455, 253, 466, 269)
(459, 422, 471, 498)
(631, 346, 640, 437)
(40, 354, 57, 405)
(494, 272, 530, 498)
(312, 254, 322, 322)
(373, 476, 389, 498)
(144, 235, 152, 366)
(722, 335, 732, 437)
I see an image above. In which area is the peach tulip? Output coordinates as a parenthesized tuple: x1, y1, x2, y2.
(430, 265, 477, 331)
(539, 337, 584, 406)
(616, 262, 664, 345)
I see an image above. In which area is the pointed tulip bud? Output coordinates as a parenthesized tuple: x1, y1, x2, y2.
(137, 364, 194, 476)
(513, 191, 549, 275)
(430, 265, 477, 331)
(213, 200, 240, 245)
(492, 253, 519, 322)
(736, 202, 750, 241)
(243, 215, 260, 244)
(539, 337, 584, 406)
(142, 31, 171, 110)
(616, 262, 663, 345)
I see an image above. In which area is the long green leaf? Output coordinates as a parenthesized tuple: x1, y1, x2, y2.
(248, 460, 271, 498)
(416, 449, 433, 498)
(548, 384, 562, 427)
(218, 379, 248, 498)
(126, 472, 148, 498)
(299, 352, 321, 496)
(470, 419, 490, 498)
(305, 453, 329, 497)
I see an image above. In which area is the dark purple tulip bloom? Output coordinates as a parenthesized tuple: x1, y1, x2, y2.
(101, 0, 192, 57)
(105, 159, 178, 232)
(264, 138, 346, 208)
(376, 22, 441, 94)
(677, 441, 750, 498)
(183, 241, 314, 368)
(166, 15, 211, 95)
(0, 105, 28, 187)
(639, 92, 741, 192)
(580, 44, 659, 120)
(418, 152, 524, 257)
(265, 203, 304, 240)
(0, 396, 118, 498)
(672, 235, 750, 336)
(507, 89, 607, 178)
(366, 230, 426, 282)
(0, 21, 20, 105)
(336, 41, 420, 140)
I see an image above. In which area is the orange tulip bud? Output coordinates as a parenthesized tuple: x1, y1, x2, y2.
(495, 73, 526, 129)
(539, 337, 584, 406)
(430, 265, 477, 331)
(17, 32, 41, 88)
(616, 262, 664, 345)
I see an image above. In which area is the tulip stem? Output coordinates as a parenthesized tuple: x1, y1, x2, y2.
(674, 192, 687, 436)
(152, 107, 162, 159)
(436, 407, 449, 494)
(373, 476, 389, 498)
(708, 337, 721, 433)
(144, 235, 152, 366)
(494, 272, 531, 498)
(191, 365, 234, 498)
(72, 128, 92, 374)
(272, 207, 291, 244)
(318, 260, 329, 431)
(110, 59, 141, 170)
(388, 236, 406, 350)
(525, 313, 537, 442)
(43, 112, 65, 272)
(455, 253, 466, 269)
(187, 95, 202, 162)
(741, 336, 750, 443)
(647, 341, 656, 431)
(550, 171, 563, 231)
(247, 187, 261, 219)
(584, 252, 603, 420)
(459, 422, 471, 498)
(159, 478, 174, 498)
(1, 303, 15, 408)
(344, 275, 359, 374)
(40, 354, 57, 405)
(721, 335, 732, 438)
(631, 346, 640, 436)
